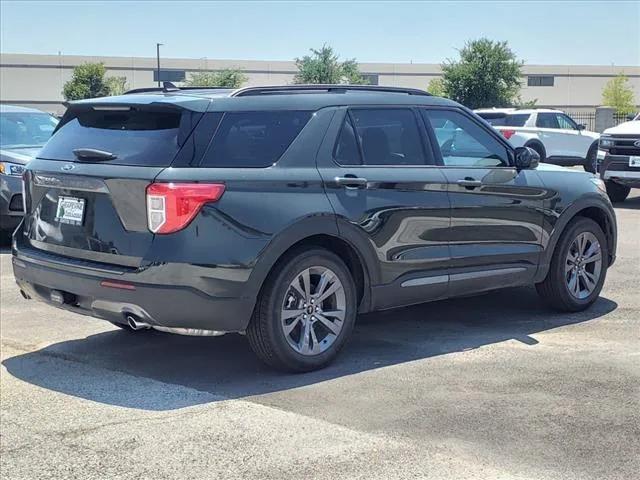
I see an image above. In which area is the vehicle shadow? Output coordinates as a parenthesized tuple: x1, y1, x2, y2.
(3, 286, 617, 411)
(612, 192, 640, 210)
(0, 234, 11, 252)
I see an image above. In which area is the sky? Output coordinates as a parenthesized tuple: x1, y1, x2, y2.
(1, 1, 639, 66)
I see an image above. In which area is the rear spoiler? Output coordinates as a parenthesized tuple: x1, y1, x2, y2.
(53, 99, 208, 139)
(125, 82, 232, 95)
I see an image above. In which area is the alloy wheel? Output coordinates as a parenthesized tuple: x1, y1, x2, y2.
(280, 266, 346, 356)
(565, 231, 603, 299)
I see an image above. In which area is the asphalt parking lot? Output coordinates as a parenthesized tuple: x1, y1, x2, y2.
(1, 192, 638, 480)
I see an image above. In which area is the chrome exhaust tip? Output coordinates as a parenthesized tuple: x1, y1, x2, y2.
(126, 314, 151, 330)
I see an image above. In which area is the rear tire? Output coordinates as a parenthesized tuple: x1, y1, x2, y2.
(536, 217, 608, 312)
(605, 181, 630, 203)
(247, 248, 357, 372)
(583, 144, 598, 173)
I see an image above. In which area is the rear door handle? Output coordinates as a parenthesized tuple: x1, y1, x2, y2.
(335, 176, 368, 189)
(456, 178, 482, 189)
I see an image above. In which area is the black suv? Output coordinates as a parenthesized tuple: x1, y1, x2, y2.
(12, 85, 617, 371)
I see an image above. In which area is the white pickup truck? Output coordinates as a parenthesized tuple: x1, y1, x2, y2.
(475, 108, 600, 172)
(597, 113, 640, 202)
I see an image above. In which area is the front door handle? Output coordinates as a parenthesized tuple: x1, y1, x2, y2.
(456, 178, 482, 189)
(335, 176, 368, 189)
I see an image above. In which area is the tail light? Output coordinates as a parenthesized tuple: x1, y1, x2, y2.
(501, 129, 516, 140)
(146, 183, 225, 234)
(21, 171, 28, 213)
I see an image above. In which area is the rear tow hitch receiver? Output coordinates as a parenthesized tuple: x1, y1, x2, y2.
(50, 289, 76, 306)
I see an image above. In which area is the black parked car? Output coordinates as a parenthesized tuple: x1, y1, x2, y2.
(12, 85, 617, 371)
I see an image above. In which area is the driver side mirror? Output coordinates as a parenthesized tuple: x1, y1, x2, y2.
(577, 124, 586, 131)
(514, 146, 540, 170)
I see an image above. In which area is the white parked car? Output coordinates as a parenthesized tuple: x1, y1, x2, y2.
(597, 112, 640, 202)
(475, 108, 600, 172)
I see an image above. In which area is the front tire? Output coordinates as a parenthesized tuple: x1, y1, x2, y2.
(605, 181, 631, 203)
(247, 248, 357, 372)
(536, 217, 608, 312)
(583, 144, 598, 173)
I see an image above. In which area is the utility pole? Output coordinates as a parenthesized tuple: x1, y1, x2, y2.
(156, 43, 163, 86)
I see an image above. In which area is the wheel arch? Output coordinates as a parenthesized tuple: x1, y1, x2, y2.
(535, 197, 617, 282)
(247, 215, 376, 314)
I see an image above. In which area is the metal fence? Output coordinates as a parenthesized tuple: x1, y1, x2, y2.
(565, 111, 596, 131)
(613, 113, 633, 126)
(564, 111, 633, 132)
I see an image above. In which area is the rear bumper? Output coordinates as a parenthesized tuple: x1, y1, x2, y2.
(12, 243, 256, 333)
(600, 154, 640, 188)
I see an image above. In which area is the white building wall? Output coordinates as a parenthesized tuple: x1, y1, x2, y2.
(1, 53, 638, 115)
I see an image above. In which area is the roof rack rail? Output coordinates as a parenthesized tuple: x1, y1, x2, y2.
(230, 84, 431, 97)
(124, 83, 233, 95)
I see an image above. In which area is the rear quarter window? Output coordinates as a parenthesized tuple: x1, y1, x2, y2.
(200, 111, 312, 168)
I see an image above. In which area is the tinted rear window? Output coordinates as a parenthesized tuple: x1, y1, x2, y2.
(38, 108, 199, 166)
(200, 111, 312, 168)
(477, 112, 529, 127)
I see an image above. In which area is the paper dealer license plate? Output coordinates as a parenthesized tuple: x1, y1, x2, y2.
(55, 196, 85, 225)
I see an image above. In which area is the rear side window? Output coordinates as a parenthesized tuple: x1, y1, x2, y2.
(334, 116, 362, 165)
(536, 113, 560, 129)
(38, 108, 196, 167)
(349, 109, 428, 166)
(201, 111, 312, 168)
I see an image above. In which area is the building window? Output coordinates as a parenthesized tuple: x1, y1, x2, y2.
(361, 74, 379, 85)
(153, 69, 186, 82)
(527, 75, 554, 87)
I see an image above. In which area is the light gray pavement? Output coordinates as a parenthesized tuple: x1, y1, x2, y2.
(1, 193, 639, 480)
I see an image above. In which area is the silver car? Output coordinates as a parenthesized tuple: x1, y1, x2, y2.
(1, 105, 58, 233)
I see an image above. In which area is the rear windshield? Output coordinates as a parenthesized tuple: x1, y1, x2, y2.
(200, 111, 312, 168)
(477, 112, 529, 127)
(38, 108, 200, 166)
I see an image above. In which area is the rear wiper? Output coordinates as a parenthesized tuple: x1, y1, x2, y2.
(72, 148, 117, 161)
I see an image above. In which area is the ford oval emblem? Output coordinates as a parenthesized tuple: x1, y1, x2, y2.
(61, 164, 75, 171)
(634, 140, 640, 148)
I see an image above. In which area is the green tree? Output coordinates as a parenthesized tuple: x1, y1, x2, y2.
(184, 69, 248, 88)
(62, 63, 111, 100)
(293, 45, 368, 84)
(601, 74, 636, 115)
(441, 38, 522, 109)
(105, 76, 128, 96)
(513, 96, 538, 108)
(427, 78, 446, 97)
